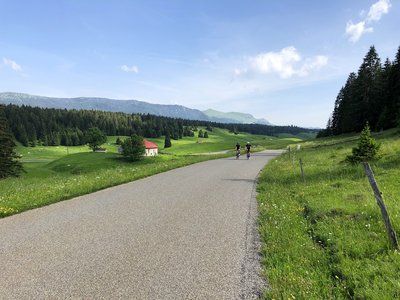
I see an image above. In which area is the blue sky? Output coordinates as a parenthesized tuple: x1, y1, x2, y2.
(0, 0, 398, 127)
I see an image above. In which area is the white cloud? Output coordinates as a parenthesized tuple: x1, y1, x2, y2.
(345, 0, 391, 43)
(236, 47, 328, 79)
(250, 46, 301, 78)
(234, 68, 247, 76)
(3, 58, 22, 71)
(367, 0, 391, 23)
(121, 65, 139, 73)
(345, 21, 373, 43)
(298, 56, 329, 77)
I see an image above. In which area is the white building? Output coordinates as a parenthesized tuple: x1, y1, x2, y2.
(144, 139, 158, 156)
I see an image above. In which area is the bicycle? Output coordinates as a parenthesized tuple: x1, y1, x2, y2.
(236, 149, 241, 159)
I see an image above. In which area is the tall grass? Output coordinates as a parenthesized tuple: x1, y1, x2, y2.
(258, 129, 400, 299)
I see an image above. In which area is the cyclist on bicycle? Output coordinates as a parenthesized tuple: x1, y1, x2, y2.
(235, 142, 241, 159)
(245, 142, 251, 159)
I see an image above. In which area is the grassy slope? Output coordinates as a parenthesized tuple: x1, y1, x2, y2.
(257, 129, 400, 299)
(1, 129, 298, 218)
(148, 127, 299, 155)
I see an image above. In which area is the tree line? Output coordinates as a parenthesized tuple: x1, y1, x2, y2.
(318, 45, 400, 137)
(3, 104, 313, 147)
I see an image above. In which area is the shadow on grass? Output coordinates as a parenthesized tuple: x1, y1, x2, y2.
(222, 178, 256, 183)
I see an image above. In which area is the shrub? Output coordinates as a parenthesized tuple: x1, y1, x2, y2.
(121, 135, 145, 161)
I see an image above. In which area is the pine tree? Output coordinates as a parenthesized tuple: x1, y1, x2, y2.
(204, 131, 209, 138)
(376, 58, 394, 129)
(198, 129, 204, 138)
(338, 72, 358, 133)
(346, 122, 380, 164)
(389, 46, 400, 126)
(330, 87, 344, 135)
(353, 46, 382, 131)
(164, 131, 172, 148)
(0, 106, 23, 179)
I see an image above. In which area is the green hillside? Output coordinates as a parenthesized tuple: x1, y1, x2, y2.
(258, 128, 400, 299)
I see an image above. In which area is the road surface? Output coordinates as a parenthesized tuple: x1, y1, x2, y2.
(0, 150, 283, 299)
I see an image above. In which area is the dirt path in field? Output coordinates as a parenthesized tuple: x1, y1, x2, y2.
(0, 150, 284, 299)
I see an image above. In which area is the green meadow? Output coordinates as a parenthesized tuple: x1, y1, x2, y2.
(0, 128, 297, 218)
(148, 127, 300, 155)
(258, 128, 400, 299)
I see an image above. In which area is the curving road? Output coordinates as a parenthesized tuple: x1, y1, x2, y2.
(0, 150, 283, 299)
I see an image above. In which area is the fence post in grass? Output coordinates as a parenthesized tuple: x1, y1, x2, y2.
(299, 158, 305, 181)
(288, 146, 291, 159)
(363, 162, 398, 250)
(292, 148, 296, 165)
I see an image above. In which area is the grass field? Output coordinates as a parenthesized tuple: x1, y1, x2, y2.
(148, 127, 300, 155)
(1, 128, 298, 218)
(257, 128, 400, 299)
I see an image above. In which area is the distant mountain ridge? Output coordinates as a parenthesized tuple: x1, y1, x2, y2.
(0, 92, 272, 125)
(203, 109, 272, 125)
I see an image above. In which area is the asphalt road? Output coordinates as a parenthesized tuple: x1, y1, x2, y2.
(0, 150, 283, 299)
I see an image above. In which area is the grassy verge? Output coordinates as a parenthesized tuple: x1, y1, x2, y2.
(257, 129, 400, 299)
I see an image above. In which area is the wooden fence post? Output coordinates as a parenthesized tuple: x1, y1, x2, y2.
(299, 158, 305, 181)
(363, 162, 398, 250)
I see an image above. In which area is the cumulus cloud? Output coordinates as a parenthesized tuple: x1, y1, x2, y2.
(345, 21, 373, 43)
(235, 47, 328, 79)
(298, 56, 329, 77)
(3, 58, 22, 71)
(250, 46, 301, 78)
(367, 0, 391, 22)
(121, 65, 139, 73)
(346, 0, 391, 43)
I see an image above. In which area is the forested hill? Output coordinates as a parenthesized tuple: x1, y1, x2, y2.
(0, 92, 271, 125)
(319, 45, 400, 137)
(0, 92, 207, 121)
(2, 104, 316, 147)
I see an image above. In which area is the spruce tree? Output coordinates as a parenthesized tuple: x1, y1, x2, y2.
(389, 46, 400, 126)
(164, 131, 172, 148)
(0, 106, 23, 179)
(338, 72, 358, 133)
(377, 58, 394, 129)
(353, 46, 382, 131)
(346, 122, 380, 164)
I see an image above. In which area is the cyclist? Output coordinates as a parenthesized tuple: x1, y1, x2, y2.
(245, 142, 251, 159)
(235, 142, 241, 159)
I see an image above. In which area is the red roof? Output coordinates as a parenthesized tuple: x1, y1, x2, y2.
(144, 139, 158, 149)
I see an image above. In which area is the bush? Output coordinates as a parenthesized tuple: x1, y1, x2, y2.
(121, 135, 145, 161)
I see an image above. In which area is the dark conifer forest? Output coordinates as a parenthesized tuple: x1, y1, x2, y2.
(318, 45, 400, 137)
(2, 104, 315, 147)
